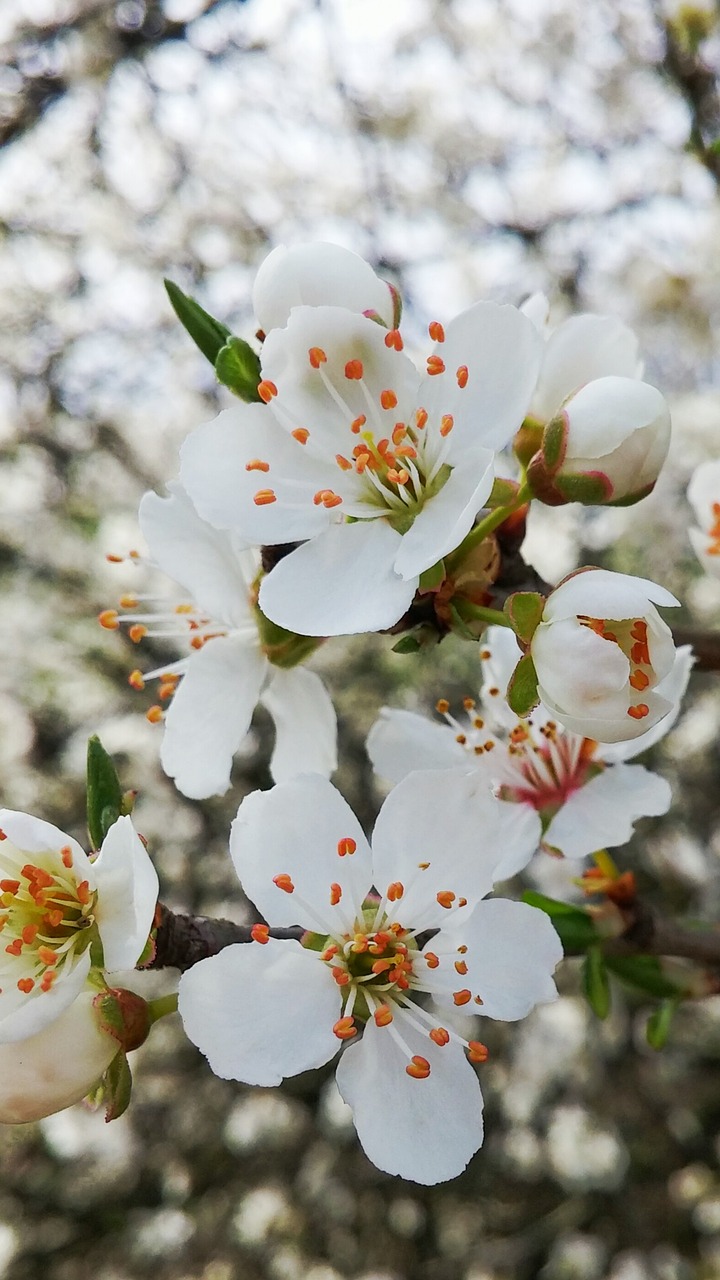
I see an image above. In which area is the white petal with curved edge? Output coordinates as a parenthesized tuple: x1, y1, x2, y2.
(180, 404, 337, 543)
(335, 1013, 484, 1184)
(392, 449, 494, 580)
(538, 682, 673, 744)
(531, 314, 641, 421)
(532, 618, 630, 712)
(0, 811, 89, 874)
(370, 770, 541, 930)
(432, 898, 562, 1020)
(598, 645, 694, 763)
(0, 949, 92, 1044)
(541, 569, 679, 622)
(92, 816, 160, 970)
(259, 520, 416, 637)
(262, 666, 338, 783)
(160, 635, 267, 799)
(138, 483, 254, 629)
(687, 459, 720, 527)
(367, 709, 467, 784)
(230, 775, 372, 932)
(253, 243, 395, 332)
(520, 292, 550, 331)
(561, 377, 669, 461)
(178, 941, 341, 1086)
(543, 764, 671, 859)
(418, 302, 542, 454)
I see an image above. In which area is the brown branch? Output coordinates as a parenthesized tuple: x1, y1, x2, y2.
(656, 8, 720, 186)
(147, 903, 303, 972)
(670, 625, 720, 671)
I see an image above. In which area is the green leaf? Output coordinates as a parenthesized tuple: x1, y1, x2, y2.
(164, 279, 231, 366)
(503, 591, 545, 644)
(392, 635, 422, 654)
(522, 890, 598, 952)
(646, 998, 680, 1050)
(582, 944, 611, 1019)
(605, 955, 687, 1000)
(215, 336, 262, 402)
(506, 652, 539, 716)
(102, 1051, 133, 1122)
(87, 736, 124, 851)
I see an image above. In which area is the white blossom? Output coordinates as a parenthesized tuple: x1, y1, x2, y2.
(252, 242, 396, 334)
(687, 459, 720, 579)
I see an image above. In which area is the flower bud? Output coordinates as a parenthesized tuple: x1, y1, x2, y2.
(0, 991, 119, 1124)
(529, 568, 679, 742)
(527, 376, 671, 507)
(252, 243, 396, 334)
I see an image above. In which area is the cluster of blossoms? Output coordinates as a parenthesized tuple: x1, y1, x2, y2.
(12, 241, 710, 1185)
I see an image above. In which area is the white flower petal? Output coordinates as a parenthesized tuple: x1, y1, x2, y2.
(520, 292, 550, 331)
(138, 483, 254, 629)
(480, 627, 538, 731)
(253, 242, 395, 332)
(370, 770, 541, 929)
(262, 666, 338, 783)
(687, 459, 720, 527)
(542, 569, 679, 622)
(392, 448, 495, 580)
(335, 1014, 483, 1184)
(543, 764, 671, 858)
(538, 683, 673, 744)
(230, 775, 372, 932)
(433, 898, 562, 1020)
(689, 526, 720, 579)
(0, 949, 92, 1044)
(367, 709, 467, 784)
(259, 520, 416, 637)
(532, 618, 630, 712)
(178, 940, 341, 1086)
(160, 635, 267, 799)
(531, 313, 641, 421)
(597, 645, 694, 763)
(0, 811, 89, 874)
(92, 816, 160, 970)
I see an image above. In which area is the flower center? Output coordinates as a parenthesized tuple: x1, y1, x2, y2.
(578, 615, 654, 720)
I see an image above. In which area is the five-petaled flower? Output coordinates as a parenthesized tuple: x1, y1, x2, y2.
(179, 293, 542, 636)
(102, 482, 337, 799)
(529, 569, 680, 743)
(177, 771, 562, 1184)
(0, 811, 158, 1043)
(368, 627, 693, 860)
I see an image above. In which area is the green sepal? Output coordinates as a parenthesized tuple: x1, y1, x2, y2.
(605, 955, 687, 1000)
(254, 604, 324, 669)
(448, 602, 481, 641)
(94, 989, 152, 1053)
(101, 1051, 133, 1123)
(392, 635, 422, 654)
(418, 559, 446, 593)
(522, 891, 598, 953)
(164, 279, 231, 366)
(513, 418, 544, 470)
(487, 476, 521, 509)
(215, 336, 262, 402)
(542, 413, 568, 472)
(506, 652, 540, 717)
(582, 944, 611, 1020)
(554, 470, 613, 506)
(604, 483, 654, 508)
(391, 624, 439, 654)
(646, 998, 680, 1051)
(86, 735, 124, 851)
(503, 591, 545, 645)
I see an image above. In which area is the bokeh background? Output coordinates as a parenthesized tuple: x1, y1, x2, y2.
(2, 1, 720, 1277)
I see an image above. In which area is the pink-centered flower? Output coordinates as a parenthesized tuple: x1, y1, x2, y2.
(177, 772, 561, 1184)
(529, 569, 680, 743)
(0, 812, 158, 1043)
(179, 297, 542, 637)
(368, 627, 693, 860)
(687, 459, 720, 578)
(102, 483, 337, 800)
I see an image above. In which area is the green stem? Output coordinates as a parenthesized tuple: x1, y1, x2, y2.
(146, 993, 179, 1024)
(454, 602, 513, 628)
(448, 482, 531, 567)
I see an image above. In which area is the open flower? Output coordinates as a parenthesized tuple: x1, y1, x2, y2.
(529, 569, 680, 743)
(253, 242, 397, 334)
(0, 812, 158, 1043)
(687, 459, 720, 578)
(179, 299, 542, 636)
(178, 772, 561, 1184)
(368, 627, 693, 860)
(103, 483, 337, 799)
(521, 297, 670, 506)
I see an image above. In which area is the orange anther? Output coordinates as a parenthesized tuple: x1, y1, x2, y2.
(458, 897, 468, 908)
(273, 874, 295, 894)
(385, 329, 403, 350)
(394, 444, 416, 459)
(253, 489, 277, 506)
(374, 1005, 393, 1027)
(129, 624, 147, 643)
(392, 423, 407, 445)
(426, 355, 445, 376)
(436, 891, 456, 909)
(245, 459, 270, 473)
(424, 952, 439, 969)
(292, 427, 310, 444)
(387, 881, 404, 902)
(468, 1041, 489, 1062)
(330, 882, 342, 906)
(345, 359, 364, 380)
(351, 415, 366, 433)
(146, 705, 164, 724)
(474, 995, 484, 1005)
(5, 939, 22, 956)
(251, 924, 270, 944)
(453, 989, 472, 1006)
(337, 837, 357, 857)
(0, 830, 6, 840)
(336, 454, 352, 471)
(380, 389, 398, 410)
(158, 681, 177, 701)
(17, 978, 34, 994)
(428, 320, 445, 342)
(21, 924, 38, 945)
(436, 699, 450, 714)
(321, 944, 339, 961)
(119, 594, 139, 609)
(631, 620, 648, 640)
(415, 408, 428, 429)
(430, 1026, 450, 1046)
(406, 1055, 431, 1079)
(456, 365, 468, 388)
(322, 491, 343, 508)
(333, 1016, 358, 1040)
(629, 669, 650, 691)
(77, 880, 91, 905)
(98, 610, 119, 630)
(43, 909, 63, 928)
(630, 642, 650, 665)
(258, 380, 278, 402)
(417, 861, 430, 870)
(371, 958, 394, 974)
(627, 703, 650, 720)
(331, 966, 350, 986)
(386, 468, 410, 485)
(38, 946, 57, 966)
(128, 669, 145, 691)
(106, 553, 124, 563)
(440, 414, 454, 437)
(40, 970, 57, 992)
(308, 346, 327, 368)
(454, 959, 468, 975)
(0, 880, 19, 895)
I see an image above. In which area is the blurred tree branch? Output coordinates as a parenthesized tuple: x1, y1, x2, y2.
(655, 2, 720, 185)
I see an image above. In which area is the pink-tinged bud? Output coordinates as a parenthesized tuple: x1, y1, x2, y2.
(252, 243, 396, 333)
(0, 992, 119, 1124)
(93, 988, 152, 1053)
(528, 377, 670, 507)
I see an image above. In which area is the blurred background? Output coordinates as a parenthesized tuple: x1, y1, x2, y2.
(2, 0, 720, 1277)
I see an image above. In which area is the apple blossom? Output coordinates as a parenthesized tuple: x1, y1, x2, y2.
(368, 627, 693, 860)
(520, 297, 670, 506)
(178, 772, 562, 1184)
(102, 483, 337, 799)
(687, 459, 720, 579)
(252, 242, 397, 334)
(179, 297, 542, 636)
(528, 569, 680, 743)
(0, 811, 158, 1043)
